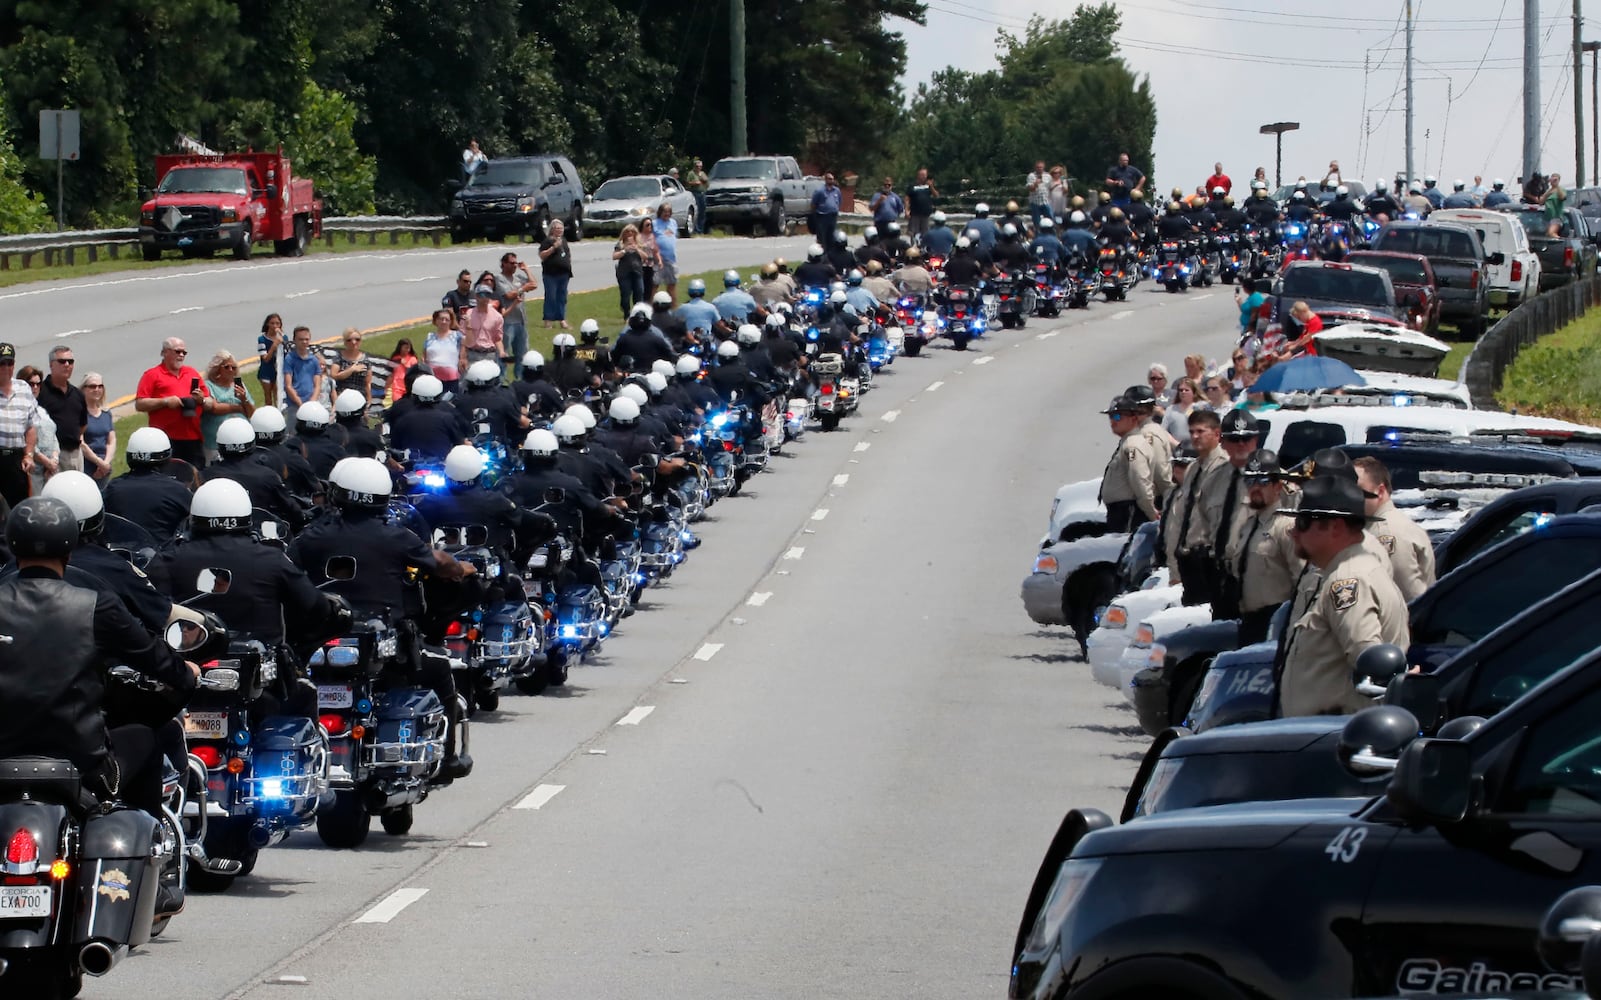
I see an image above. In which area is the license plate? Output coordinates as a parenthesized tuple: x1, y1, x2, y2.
(183, 711, 228, 739)
(318, 685, 353, 709)
(177, 237, 194, 247)
(528, 552, 548, 568)
(0, 884, 50, 918)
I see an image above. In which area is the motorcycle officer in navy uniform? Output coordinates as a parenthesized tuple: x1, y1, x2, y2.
(412, 445, 555, 598)
(288, 402, 346, 480)
(150, 478, 350, 717)
(39, 470, 177, 634)
(674, 355, 721, 414)
(614, 306, 677, 374)
(333, 389, 386, 459)
(0, 495, 201, 916)
(545, 333, 594, 394)
(454, 360, 528, 443)
(103, 427, 195, 543)
(251, 407, 323, 505)
(389, 375, 469, 464)
(573, 319, 614, 379)
(1322, 185, 1362, 221)
(794, 243, 838, 289)
(513, 350, 565, 420)
(288, 457, 477, 779)
(202, 418, 310, 530)
(920, 212, 957, 257)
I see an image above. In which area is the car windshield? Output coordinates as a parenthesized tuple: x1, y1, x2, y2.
(710, 159, 777, 180)
(594, 178, 662, 201)
(1377, 227, 1478, 259)
(1353, 255, 1428, 284)
(1507, 208, 1573, 238)
(466, 162, 542, 188)
(1280, 267, 1390, 306)
(156, 167, 250, 195)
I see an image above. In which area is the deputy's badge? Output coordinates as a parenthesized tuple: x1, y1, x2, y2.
(1126, 450, 1137, 462)
(1330, 578, 1359, 612)
(97, 868, 131, 902)
(1378, 533, 1396, 554)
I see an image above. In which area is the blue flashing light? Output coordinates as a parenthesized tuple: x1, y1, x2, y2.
(424, 473, 447, 489)
(560, 625, 579, 639)
(597, 621, 611, 637)
(1534, 512, 1557, 530)
(1390, 395, 1413, 407)
(233, 730, 250, 747)
(679, 529, 694, 542)
(259, 778, 285, 799)
(711, 413, 730, 427)
(633, 572, 647, 585)
(1384, 430, 1403, 442)
(806, 327, 819, 341)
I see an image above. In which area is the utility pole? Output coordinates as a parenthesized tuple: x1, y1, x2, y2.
(1590, 40, 1600, 184)
(1577, 0, 1586, 187)
(1528, 0, 1543, 186)
(730, 0, 747, 156)
(1405, 0, 1415, 187)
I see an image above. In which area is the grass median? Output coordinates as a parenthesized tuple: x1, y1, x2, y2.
(1495, 308, 1601, 423)
(105, 261, 772, 475)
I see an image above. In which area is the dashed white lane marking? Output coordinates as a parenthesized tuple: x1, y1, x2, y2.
(1112, 309, 1134, 320)
(354, 888, 429, 924)
(285, 289, 320, 299)
(515, 784, 566, 810)
(853, 442, 872, 452)
(403, 276, 438, 283)
(694, 642, 725, 660)
(973, 355, 995, 365)
(784, 547, 805, 560)
(1035, 331, 1059, 340)
(811, 508, 829, 521)
(925, 380, 944, 392)
(273, 976, 310, 985)
(881, 410, 900, 423)
(832, 474, 850, 486)
(169, 306, 203, 315)
(54, 329, 89, 339)
(617, 706, 655, 726)
(1195, 293, 1214, 301)
(747, 592, 772, 607)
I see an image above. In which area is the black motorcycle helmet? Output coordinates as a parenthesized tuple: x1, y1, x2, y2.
(5, 496, 80, 558)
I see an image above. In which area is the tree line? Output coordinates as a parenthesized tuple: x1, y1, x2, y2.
(0, 2, 1154, 232)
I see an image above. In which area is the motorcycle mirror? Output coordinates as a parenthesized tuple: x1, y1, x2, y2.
(196, 568, 232, 596)
(166, 619, 210, 653)
(543, 487, 567, 505)
(325, 556, 358, 581)
(259, 520, 282, 541)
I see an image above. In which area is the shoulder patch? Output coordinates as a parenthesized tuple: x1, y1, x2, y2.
(1377, 533, 1396, 554)
(1330, 578, 1359, 612)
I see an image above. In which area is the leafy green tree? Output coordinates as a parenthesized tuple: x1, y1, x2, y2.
(0, 75, 50, 233)
(285, 81, 376, 215)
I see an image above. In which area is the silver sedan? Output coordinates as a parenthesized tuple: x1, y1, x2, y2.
(582, 174, 699, 237)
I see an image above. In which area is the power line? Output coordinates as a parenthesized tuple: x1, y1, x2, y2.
(1455, 0, 1513, 99)
(1161, 0, 1558, 26)
(1120, 0, 1543, 32)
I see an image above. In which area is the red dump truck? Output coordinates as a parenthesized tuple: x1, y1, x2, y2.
(138, 148, 322, 261)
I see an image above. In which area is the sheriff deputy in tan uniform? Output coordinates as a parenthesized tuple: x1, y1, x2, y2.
(1276, 475, 1410, 717)
(1098, 393, 1161, 532)
(1165, 407, 1230, 606)
(1224, 449, 1305, 644)
(1122, 384, 1174, 497)
(1354, 455, 1436, 601)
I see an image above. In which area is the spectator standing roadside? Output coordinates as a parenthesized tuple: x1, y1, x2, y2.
(442, 270, 475, 313)
(462, 138, 487, 182)
(81, 372, 114, 482)
(328, 328, 374, 401)
(1546, 173, 1568, 220)
(652, 204, 680, 305)
(257, 312, 283, 407)
(1205, 162, 1232, 195)
(539, 220, 574, 333)
(1047, 165, 1068, 220)
(613, 224, 647, 316)
(1105, 153, 1146, 207)
(389, 339, 420, 402)
(907, 168, 939, 239)
(494, 252, 535, 376)
(466, 277, 507, 370)
(1147, 363, 1173, 405)
(282, 326, 323, 409)
(37, 346, 87, 474)
(21, 367, 55, 496)
(425, 309, 468, 393)
(1471, 175, 1489, 204)
(201, 350, 255, 463)
(0, 344, 37, 506)
(638, 219, 661, 301)
(1321, 161, 1342, 189)
(1026, 160, 1052, 230)
(1522, 171, 1551, 206)
(810, 172, 842, 246)
(687, 158, 709, 234)
(871, 175, 905, 227)
(134, 337, 212, 467)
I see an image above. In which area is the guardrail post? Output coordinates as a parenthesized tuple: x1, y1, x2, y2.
(389, 231, 399, 245)
(109, 244, 118, 261)
(432, 232, 442, 247)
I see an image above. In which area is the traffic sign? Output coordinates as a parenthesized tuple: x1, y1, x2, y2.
(38, 109, 80, 162)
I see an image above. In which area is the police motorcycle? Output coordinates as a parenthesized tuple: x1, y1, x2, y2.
(1095, 240, 1137, 302)
(1280, 217, 1317, 263)
(993, 267, 1037, 329)
(893, 293, 931, 357)
(810, 350, 856, 431)
(1155, 239, 1200, 293)
(936, 283, 987, 352)
(1030, 259, 1067, 318)
(1061, 248, 1101, 309)
(511, 430, 606, 676)
(1216, 229, 1248, 284)
(0, 610, 215, 999)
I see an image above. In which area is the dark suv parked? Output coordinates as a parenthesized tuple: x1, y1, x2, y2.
(450, 155, 585, 243)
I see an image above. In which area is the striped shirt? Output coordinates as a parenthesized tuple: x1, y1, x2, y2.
(0, 379, 38, 448)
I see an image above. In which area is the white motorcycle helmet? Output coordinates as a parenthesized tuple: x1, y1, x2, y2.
(335, 388, 368, 417)
(412, 375, 445, 402)
(652, 290, 672, 307)
(250, 406, 287, 441)
(444, 444, 485, 484)
(579, 319, 601, 337)
(523, 350, 545, 372)
(618, 383, 649, 406)
(330, 457, 393, 510)
(736, 323, 761, 346)
(1453, 178, 1466, 191)
(552, 333, 577, 349)
(465, 359, 502, 387)
(955, 236, 972, 250)
(863, 226, 878, 241)
(296, 401, 331, 428)
(521, 428, 559, 456)
(608, 396, 641, 424)
(551, 415, 586, 445)
(1212, 186, 1225, 197)
(1069, 211, 1087, 225)
(675, 355, 701, 376)
(1335, 185, 1349, 197)
(126, 427, 173, 467)
(644, 371, 668, 395)
(807, 243, 824, 260)
(829, 289, 849, 307)
(564, 403, 597, 430)
(1001, 223, 1017, 237)
(41, 471, 104, 536)
(214, 416, 257, 457)
(189, 478, 253, 534)
(1038, 216, 1055, 230)
(974, 202, 990, 216)
(716, 340, 740, 360)
(765, 312, 787, 330)
(932, 210, 947, 223)
(651, 359, 676, 379)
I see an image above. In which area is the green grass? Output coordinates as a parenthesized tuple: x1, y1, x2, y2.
(106, 261, 771, 475)
(1495, 307, 1601, 424)
(1440, 341, 1474, 383)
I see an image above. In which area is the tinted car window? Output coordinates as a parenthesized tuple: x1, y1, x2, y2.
(1416, 535, 1601, 646)
(1279, 421, 1347, 469)
(1378, 227, 1478, 259)
(468, 162, 542, 188)
(1501, 680, 1601, 815)
(1460, 589, 1601, 717)
(1281, 268, 1389, 306)
(1353, 255, 1428, 284)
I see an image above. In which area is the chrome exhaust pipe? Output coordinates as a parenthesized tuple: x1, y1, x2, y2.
(80, 940, 127, 977)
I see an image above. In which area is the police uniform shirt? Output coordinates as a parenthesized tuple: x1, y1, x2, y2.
(454, 388, 523, 441)
(413, 487, 528, 556)
(712, 290, 758, 324)
(1100, 429, 1160, 522)
(573, 341, 613, 376)
(290, 512, 436, 617)
(1171, 446, 1231, 556)
(515, 378, 565, 419)
(339, 422, 387, 459)
(1279, 540, 1410, 717)
(103, 469, 194, 543)
(153, 533, 330, 644)
(299, 432, 348, 480)
(1369, 499, 1435, 602)
(863, 275, 899, 305)
(546, 357, 593, 393)
(390, 405, 468, 461)
(1227, 502, 1305, 614)
(70, 541, 174, 634)
(749, 280, 788, 309)
(853, 245, 894, 271)
(921, 226, 957, 256)
(942, 254, 983, 287)
(1140, 420, 1175, 496)
(677, 299, 721, 335)
(553, 449, 615, 499)
(202, 455, 306, 527)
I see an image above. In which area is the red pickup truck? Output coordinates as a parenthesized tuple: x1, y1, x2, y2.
(1347, 250, 1441, 335)
(138, 149, 322, 261)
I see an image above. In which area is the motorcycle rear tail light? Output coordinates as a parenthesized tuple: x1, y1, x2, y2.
(446, 620, 465, 637)
(820, 383, 834, 395)
(319, 714, 349, 737)
(191, 745, 223, 769)
(5, 829, 37, 866)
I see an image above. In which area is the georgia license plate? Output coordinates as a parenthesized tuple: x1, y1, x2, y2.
(183, 711, 228, 739)
(0, 884, 51, 918)
(318, 685, 354, 709)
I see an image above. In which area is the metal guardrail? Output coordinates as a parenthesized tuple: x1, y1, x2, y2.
(1461, 273, 1601, 408)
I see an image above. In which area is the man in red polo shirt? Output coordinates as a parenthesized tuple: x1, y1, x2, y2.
(1205, 162, 1232, 196)
(135, 337, 213, 467)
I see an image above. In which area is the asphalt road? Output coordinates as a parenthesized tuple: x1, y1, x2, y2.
(0, 236, 814, 402)
(89, 282, 1242, 999)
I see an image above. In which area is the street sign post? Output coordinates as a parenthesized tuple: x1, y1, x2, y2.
(38, 109, 80, 231)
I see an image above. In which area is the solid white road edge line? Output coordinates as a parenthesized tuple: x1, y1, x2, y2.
(54, 329, 90, 339)
(285, 289, 320, 299)
(169, 306, 203, 315)
(747, 592, 772, 606)
(616, 706, 655, 726)
(353, 887, 429, 924)
(514, 784, 566, 810)
(694, 642, 724, 660)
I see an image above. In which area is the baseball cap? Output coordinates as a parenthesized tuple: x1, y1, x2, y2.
(0, 344, 14, 363)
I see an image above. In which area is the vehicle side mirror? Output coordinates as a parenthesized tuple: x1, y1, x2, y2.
(1383, 672, 1443, 732)
(1488, 251, 1506, 265)
(1387, 737, 1473, 824)
(1539, 887, 1601, 976)
(584, 193, 593, 203)
(265, 184, 279, 201)
(1337, 705, 1420, 777)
